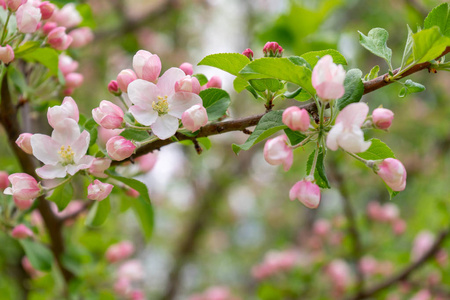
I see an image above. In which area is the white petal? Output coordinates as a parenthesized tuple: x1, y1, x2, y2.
(168, 92, 203, 119)
(36, 164, 67, 179)
(326, 123, 343, 151)
(4, 187, 13, 195)
(30, 134, 61, 165)
(157, 68, 185, 97)
(338, 125, 371, 153)
(71, 131, 90, 163)
(129, 105, 158, 126)
(336, 102, 369, 128)
(127, 79, 159, 107)
(66, 155, 94, 175)
(52, 118, 81, 145)
(151, 115, 179, 140)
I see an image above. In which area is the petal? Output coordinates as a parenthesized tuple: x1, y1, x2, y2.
(66, 155, 94, 175)
(338, 125, 371, 153)
(51, 118, 81, 145)
(36, 164, 67, 179)
(30, 134, 61, 165)
(156, 68, 186, 97)
(326, 123, 343, 151)
(129, 105, 158, 126)
(151, 115, 179, 140)
(336, 102, 369, 128)
(71, 130, 90, 163)
(168, 92, 203, 119)
(315, 81, 345, 100)
(127, 79, 159, 107)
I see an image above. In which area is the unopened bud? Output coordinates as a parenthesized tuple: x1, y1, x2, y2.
(242, 48, 254, 60)
(108, 80, 121, 96)
(263, 42, 283, 58)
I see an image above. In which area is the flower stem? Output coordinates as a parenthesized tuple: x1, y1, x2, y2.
(125, 123, 151, 130)
(1, 11, 12, 45)
(309, 145, 320, 177)
(345, 151, 373, 166)
(291, 134, 313, 149)
(135, 136, 159, 147)
(118, 95, 129, 110)
(42, 175, 74, 192)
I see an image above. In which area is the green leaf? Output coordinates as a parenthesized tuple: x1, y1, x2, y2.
(232, 110, 286, 154)
(424, 3, 450, 37)
(47, 182, 73, 212)
(199, 88, 231, 121)
(7, 66, 28, 93)
(198, 53, 250, 76)
(306, 148, 330, 189)
(294, 89, 313, 102)
(284, 128, 307, 146)
(82, 118, 98, 147)
(197, 137, 211, 150)
(364, 65, 379, 81)
(411, 26, 450, 64)
(284, 87, 303, 99)
(357, 139, 395, 161)
(359, 28, 393, 69)
(288, 56, 312, 69)
(400, 25, 414, 69)
(249, 78, 283, 92)
(233, 77, 249, 93)
(14, 41, 41, 57)
(19, 240, 53, 272)
(193, 74, 208, 86)
(300, 49, 347, 67)
(386, 185, 400, 200)
(77, 3, 96, 29)
(337, 69, 364, 110)
(238, 57, 315, 95)
(398, 79, 426, 98)
(85, 197, 111, 227)
(22, 48, 59, 75)
(120, 129, 150, 142)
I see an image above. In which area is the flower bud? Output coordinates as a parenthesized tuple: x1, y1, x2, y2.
(175, 76, 201, 94)
(263, 42, 283, 57)
(39, 1, 55, 20)
(58, 54, 78, 75)
(117, 260, 144, 281)
(372, 108, 394, 130)
(87, 179, 113, 201)
(181, 104, 208, 132)
(135, 152, 158, 172)
(6, 0, 25, 12)
(376, 158, 407, 192)
(263, 135, 293, 171)
(289, 179, 321, 209)
(4, 173, 40, 205)
(42, 21, 57, 35)
(64, 72, 83, 89)
(126, 188, 140, 198)
(392, 218, 406, 235)
(14, 198, 33, 210)
(381, 203, 399, 222)
(313, 219, 331, 237)
(359, 256, 378, 276)
(47, 27, 73, 51)
(16, 2, 42, 33)
(242, 48, 254, 60)
(0, 171, 9, 190)
(22, 256, 41, 278)
(0, 45, 14, 64)
(179, 62, 193, 75)
(47, 96, 79, 128)
(206, 76, 222, 89)
(68, 27, 94, 48)
(89, 158, 111, 178)
(282, 106, 310, 132)
(133, 50, 161, 82)
(16, 133, 33, 154)
(312, 55, 346, 101)
(117, 69, 137, 93)
(92, 100, 124, 129)
(107, 80, 121, 96)
(130, 290, 145, 300)
(11, 224, 33, 239)
(411, 231, 434, 262)
(51, 3, 81, 28)
(106, 136, 136, 161)
(106, 241, 134, 263)
(326, 259, 352, 290)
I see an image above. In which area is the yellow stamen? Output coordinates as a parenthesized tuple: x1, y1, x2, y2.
(152, 95, 169, 116)
(58, 145, 75, 165)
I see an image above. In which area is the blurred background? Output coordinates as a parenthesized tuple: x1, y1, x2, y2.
(1, 0, 450, 299)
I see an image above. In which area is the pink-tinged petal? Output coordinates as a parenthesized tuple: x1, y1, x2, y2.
(71, 131, 90, 163)
(156, 68, 186, 97)
(336, 102, 369, 128)
(66, 155, 94, 175)
(30, 134, 61, 165)
(47, 96, 79, 128)
(168, 92, 203, 119)
(129, 105, 158, 126)
(51, 118, 81, 146)
(314, 82, 345, 101)
(338, 125, 371, 153)
(151, 115, 179, 140)
(326, 122, 343, 151)
(127, 79, 159, 107)
(36, 164, 67, 179)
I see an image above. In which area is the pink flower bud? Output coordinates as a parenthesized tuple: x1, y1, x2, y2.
(58, 54, 78, 75)
(376, 158, 407, 192)
(22, 256, 41, 278)
(359, 255, 377, 276)
(0, 171, 9, 190)
(175, 76, 201, 94)
(135, 152, 158, 172)
(206, 76, 222, 89)
(64, 72, 83, 88)
(130, 290, 145, 300)
(411, 290, 432, 300)
(87, 179, 113, 201)
(114, 277, 131, 296)
(367, 201, 383, 221)
(312, 55, 346, 101)
(117, 259, 144, 281)
(381, 203, 399, 222)
(282, 106, 310, 132)
(6, 0, 25, 12)
(126, 188, 139, 198)
(0, 45, 14, 64)
(392, 218, 406, 235)
(181, 104, 208, 132)
(411, 231, 434, 262)
(47, 27, 73, 51)
(50, 3, 81, 28)
(372, 108, 394, 130)
(92, 100, 124, 129)
(98, 127, 123, 147)
(326, 259, 352, 290)
(14, 198, 33, 210)
(11, 224, 33, 239)
(47, 96, 79, 128)
(242, 48, 254, 60)
(107, 80, 120, 95)
(42, 21, 57, 35)
(106, 241, 135, 263)
(89, 158, 111, 178)
(16, 133, 33, 154)
(263, 135, 293, 171)
(68, 27, 94, 48)
(39, 1, 55, 20)
(106, 136, 136, 161)
(289, 179, 321, 209)
(179, 62, 193, 75)
(16, 2, 42, 33)
(4, 173, 40, 202)
(263, 42, 283, 57)
(313, 219, 331, 237)
(117, 69, 137, 93)
(133, 50, 161, 82)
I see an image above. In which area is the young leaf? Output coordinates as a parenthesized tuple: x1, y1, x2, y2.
(249, 78, 283, 92)
(232, 110, 287, 154)
(19, 240, 53, 272)
(193, 74, 208, 86)
(424, 3, 450, 37)
(233, 77, 249, 93)
(22, 48, 59, 75)
(364, 65, 379, 81)
(300, 49, 347, 67)
(198, 53, 250, 76)
(400, 25, 414, 69)
(357, 139, 395, 161)
(199, 88, 231, 121)
(14, 41, 41, 57)
(47, 182, 73, 212)
(82, 118, 98, 147)
(288, 56, 312, 69)
(359, 28, 393, 69)
(337, 69, 364, 110)
(411, 27, 450, 65)
(7, 66, 28, 94)
(294, 89, 313, 102)
(85, 197, 111, 227)
(284, 87, 303, 99)
(77, 3, 96, 29)
(284, 128, 307, 146)
(398, 79, 426, 98)
(120, 129, 150, 142)
(306, 148, 330, 189)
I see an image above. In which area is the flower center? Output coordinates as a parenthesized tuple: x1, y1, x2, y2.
(152, 96, 169, 116)
(58, 145, 75, 165)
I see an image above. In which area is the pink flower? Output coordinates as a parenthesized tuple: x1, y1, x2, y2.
(16, 133, 33, 154)
(367, 201, 383, 221)
(289, 180, 321, 209)
(108, 80, 120, 95)
(182, 104, 208, 132)
(263, 135, 293, 171)
(372, 108, 394, 130)
(175, 76, 201, 94)
(22, 257, 42, 278)
(242, 48, 254, 60)
(179, 62, 193, 75)
(326, 102, 371, 153)
(0, 45, 14, 64)
(133, 50, 161, 82)
(263, 42, 283, 57)
(87, 179, 113, 201)
(92, 100, 124, 129)
(392, 219, 407, 235)
(105, 241, 134, 263)
(47, 96, 79, 128)
(64, 72, 83, 88)
(411, 231, 435, 262)
(42, 21, 57, 35)
(16, 2, 42, 33)
(30, 118, 94, 179)
(117, 260, 144, 281)
(11, 224, 33, 239)
(47, 27, 73, 51)
(313, 219, 331, 237)
(126, 188, 139, 198)
(114, 277, 131, 296)
(312, 55, 346, 100)
(135, 152, 158, 172)
(50, 3, 81, 28)
(0, 171, 9, 190)
(282, 106, 310, 132)
(68, 27, 94, 48)
(98, 128, 123, 147)
(376, 158, 407, 191)
(106, 136, 136, 161)
(359, 256, 378, 276)
(58, 54, 78, 75)
(4, 173, 40, 202)
(6, 0, 25, 11)
(39, 1, 55, 20)
(411, 290, 432, 300)
(117, 69, 137, 93)
(206, 76, 222, 89)
(127, 68, 202, 140)
(381, 203, 399, 222)
(89, 158, 111, 178)
(326, 259, 352, 291)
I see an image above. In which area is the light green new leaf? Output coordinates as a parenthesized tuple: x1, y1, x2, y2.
(359, 28, 393, 69)
(120, 129, 150, 142)
(337, 69, 364, 111)
(300, 49, 347, 67)
(411, 26, 450, 65)
(193, 74, 208, 86)
(14, 41, 41, 57)
(198, 53, 250, 76)
(85, 197, 111, 227)
(398, 79, 426, 98)
(364, 65, 380, 81)
(199, 88, 231, 121)
(22, 48, 59, 75)
(284, 128, 307, 146)
(233, 77, 249, 93)
(400, 25, 414, 69)
(47, 182, 73, 212)
(424, 3, 450, 37)
(20, 240, 53, 272)
(357, 139, 395, 161)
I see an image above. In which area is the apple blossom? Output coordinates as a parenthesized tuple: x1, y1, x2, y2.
(392, 218, 407, 235)
(98, 128, 123, 147)
(108, 80, 120, 95)
(117, 69, 137, 93)
(313, 219, 331, 237)
(69, 27, 94, 48)
(4, 173, 40, 203)
(130, 290, 145, 300)
(411, 230, 435, 262)
(359, 255, 378, 276)
(282, 106, 310, 132)
(133, 50, 161, 82)
(326, 102, 371, 153)
(179, 62, 193, 75)
(326, 259, 352, 291)
(263, 41, 283, 57)
(289, 179, 321, 209)
(206, 75, 222, 89)
(0, 171, 9, 190)
(16, 2, 42, 33)
(117, 260, 144, 281)
(89, 158, 112, 178)
(263, 135, 293, 171)
(106, 241, 135, 263)
(106, 136, 136, 161)
(64, 72, 83, 89)
(87, 180, 113, 201)
(242, 48, 254, 60)
(39, 1, 55, 19)
(382, 203, 400, 221)
(135, 152, 158, 172)
(0, 45, 14, 64)
(175, 76, 201, 94)
(6, 0, 25, 11)
(47, 27, 73, 51)
(42, 21, 57, 35)
(127, 68, 202, 139)
(312, 55, 346, 100)
(16, 133, 33, 154)
(372, 107, 394, 130)
(47, 96, 79, 128)
(376, 158, 407, 191)
(11, 224, 33, 239)
(50, 3, 81, 28)
(93, 100, 124, 129)
(59, 54, 79, 75)
(182, 104, 208, 132)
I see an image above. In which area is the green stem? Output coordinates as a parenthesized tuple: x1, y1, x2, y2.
(309, 145, 320, 177)
(1, 11, 12, 45)
(291, 134, 314, 149)
(345, 151, 372, 166)
(135, 136, 159, 148)
(42, 175, 74, 192)
(125, 123, 151, 130)
(118, 95, 129, 109)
